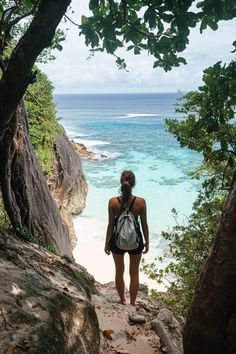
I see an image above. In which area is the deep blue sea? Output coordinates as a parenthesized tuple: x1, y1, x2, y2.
(54, 93, 201, 286)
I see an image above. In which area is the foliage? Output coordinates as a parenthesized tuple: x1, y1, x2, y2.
(0, 2, 65, 175)
(37, 29, 66, 63)
(0, 0, 38, 64)
(142, 194, 224, 315)
(45, 244, 59, 255)
(80, 0, 236, 71)
(0, 198, 10, 228)
(142, 61, 236, 315)
(16, 225, 38, 242)
(0, 1, 66, 70)
(166, 60, 236, 192)
(24, 68, 63, 175)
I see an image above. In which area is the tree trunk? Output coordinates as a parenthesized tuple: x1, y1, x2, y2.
(183, 170, 236, 354)
(0, 0, 72, 255)
(0, 0, 71, 138)
(0, 102, 72, 256)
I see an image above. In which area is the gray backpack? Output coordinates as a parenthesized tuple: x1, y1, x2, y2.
(114, 197, 139, 250)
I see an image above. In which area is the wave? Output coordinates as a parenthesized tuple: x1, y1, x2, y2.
(95, 151, 122, 161)
(72, 139, 110, 147)
(64, 128, 89, 138)
(117, 113, 157, 119)
(80, 150, 121, 162)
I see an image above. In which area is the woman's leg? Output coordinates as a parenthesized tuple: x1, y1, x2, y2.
(112, 253, 126, 304)
(129, 253, 142, 305)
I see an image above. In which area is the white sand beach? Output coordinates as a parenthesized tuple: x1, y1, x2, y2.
(73, 215, 167, 292)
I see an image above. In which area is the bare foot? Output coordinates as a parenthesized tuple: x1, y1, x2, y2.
(118, 299, 126, 305)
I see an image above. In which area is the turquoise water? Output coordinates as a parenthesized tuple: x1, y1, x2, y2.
(54, 93, 201, 285)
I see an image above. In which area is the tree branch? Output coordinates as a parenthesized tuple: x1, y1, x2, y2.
(1, 1, 40, 31)
(0, 55, 6, 72)
(0, 0, 71, 141)
(64, 14, 80, 28)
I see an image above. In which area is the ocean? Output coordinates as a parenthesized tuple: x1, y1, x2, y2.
(54, 93, 201, 289)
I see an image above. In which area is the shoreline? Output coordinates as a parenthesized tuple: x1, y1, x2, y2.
(71, 140, 108, 161)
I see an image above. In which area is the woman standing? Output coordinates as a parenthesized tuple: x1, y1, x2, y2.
(104, 170, 149, 306)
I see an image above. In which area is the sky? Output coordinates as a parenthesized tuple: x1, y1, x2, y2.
(39, 0, 236, 94)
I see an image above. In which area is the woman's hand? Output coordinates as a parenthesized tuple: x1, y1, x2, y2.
(104, 244, 111, 255)
(143, 243, 149, 254)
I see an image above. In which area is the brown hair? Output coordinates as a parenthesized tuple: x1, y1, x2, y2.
(120, 170, 135, 205)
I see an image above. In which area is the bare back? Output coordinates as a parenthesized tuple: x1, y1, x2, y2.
(109, 196, 145, 219)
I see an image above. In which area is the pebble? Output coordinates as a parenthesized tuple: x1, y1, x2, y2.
(129, 314, 146, 324)
(137, 307, 148, 316)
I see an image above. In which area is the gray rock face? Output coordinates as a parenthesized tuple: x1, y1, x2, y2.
(49, 133, 88, 247)
(0, 104, 72, 257)
(157, 308, 174, 325)
(151, 307, 183, 354)
(0, 231, 100, 354)
(152, 319, 182, 354)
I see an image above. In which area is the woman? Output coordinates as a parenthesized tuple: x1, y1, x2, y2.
(104, 170, 149, 306)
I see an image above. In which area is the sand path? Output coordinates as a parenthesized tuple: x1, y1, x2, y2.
(92, 282, 164, 354)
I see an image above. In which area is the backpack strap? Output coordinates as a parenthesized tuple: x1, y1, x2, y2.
(128, 197, 136, 212)
(117, 196, 136, 212)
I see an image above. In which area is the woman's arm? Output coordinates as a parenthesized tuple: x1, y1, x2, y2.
(140, 199, 149, 254)
(104, 198, 115, 255)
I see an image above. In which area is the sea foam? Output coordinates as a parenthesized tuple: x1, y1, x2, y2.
(118, 113, 157, 119)
(73, 139, 110, 147)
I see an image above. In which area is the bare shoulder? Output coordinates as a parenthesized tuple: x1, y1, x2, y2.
(135, 196, 146, 203)
(135, 196, 146, 208)
(108, 197, 119, 206)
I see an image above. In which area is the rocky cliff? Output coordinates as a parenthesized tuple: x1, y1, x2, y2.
(48, 132, 88, 248)
(0, 229, 184, 354)
(0, 130, 185, 354)
(0, 230, 100, 354)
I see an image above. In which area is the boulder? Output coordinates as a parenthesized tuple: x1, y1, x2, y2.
(71, 141, 99, 161)
(0, 230, 100, 354)
(157, 308, 174, 326)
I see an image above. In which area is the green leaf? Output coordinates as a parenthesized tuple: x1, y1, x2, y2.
(228, 108, 235, 118)
(89, 0, 99, 10)
(207, 19, 218, 31)
(81, 15, 88, 25)
(220, 139, 227, 152)
(22, 0, 34, 10)
(144, 8, 156, 29)
(178, 57, 187, 64)
(134, 45, 140, 54)
(115, 57, 127, 70)
(232, 40, 236, 51)
(200, 17, 208, 33)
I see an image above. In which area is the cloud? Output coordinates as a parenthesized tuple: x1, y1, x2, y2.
(39, 1, 236, 93)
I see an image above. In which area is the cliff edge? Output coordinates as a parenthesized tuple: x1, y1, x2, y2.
(48, 132, 88, 248)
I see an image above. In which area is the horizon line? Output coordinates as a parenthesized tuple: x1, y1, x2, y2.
(54, 91, 186, 95)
